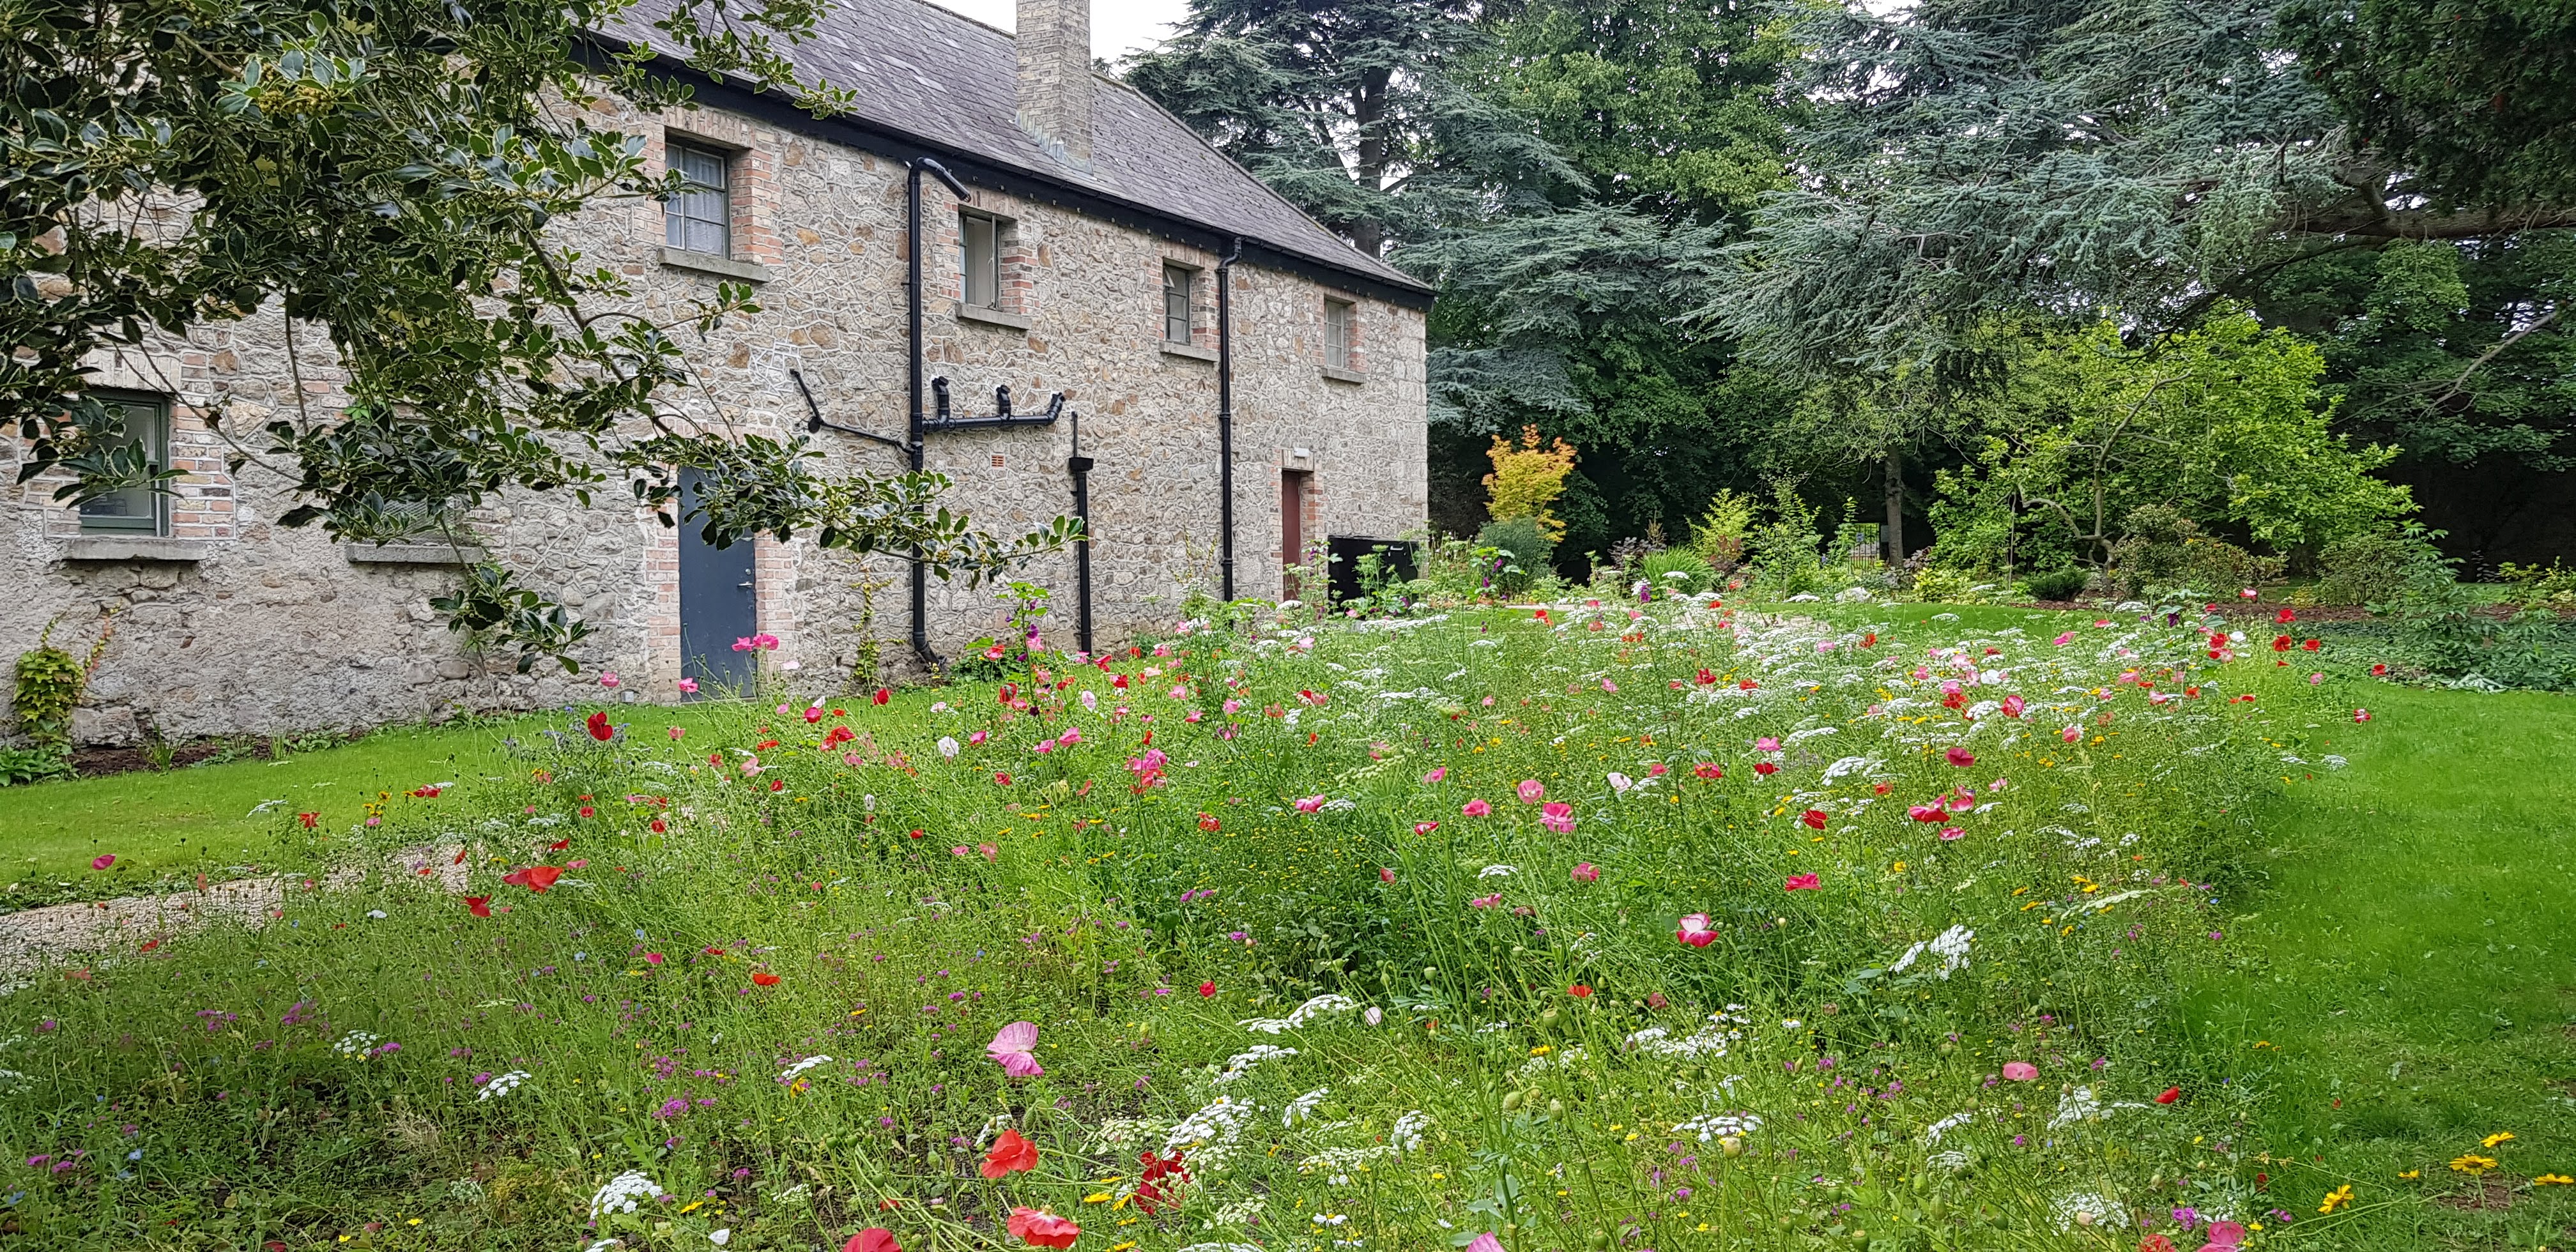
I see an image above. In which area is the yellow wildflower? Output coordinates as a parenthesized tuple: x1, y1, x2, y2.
(2318, 1184, 2352, 1214)
(2450, 1154, 2499, 1176)
(2536, 1175, 2575, 1187)
(2482, 1131, 2517, 1149)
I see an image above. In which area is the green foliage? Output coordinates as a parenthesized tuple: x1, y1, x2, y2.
(10, 645, 82, 754)
(0, 745, 73, 788)
(2022, 567, 2090, 602)
(3, 0, 1062, 671)
(1686, 487, 1756, 570)
(2104, 506, 2286, 602)
(1634, 547, 1712, 595)
(1945, 315, 2414, 570)
(1710, 0, 2576, 383)
(1474, 515, 1552, 597)
(2286, 0, 2576, 207)
(2372, 533, 2576, 687)
(2499, 558, 2576, 607)
(1745, 477, 1821, 593)
(2317, 527, 2449, 606)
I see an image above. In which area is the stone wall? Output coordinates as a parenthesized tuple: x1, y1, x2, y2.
(1, 96, 1428, 745)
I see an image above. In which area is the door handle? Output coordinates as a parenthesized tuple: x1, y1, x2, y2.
(737, 581, 755, 589)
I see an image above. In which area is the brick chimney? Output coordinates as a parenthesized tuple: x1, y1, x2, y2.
(1015, 0, 1092, 166)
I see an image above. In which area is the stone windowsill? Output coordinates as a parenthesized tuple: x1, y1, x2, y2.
(954, 302, 1034, 332)
(344, 542, 485, 566)
(1321, 364, 1367, 385)
(61, 535, 210, 562)
(660, 247, 774, 284)
(1160, 340, 1218, 363)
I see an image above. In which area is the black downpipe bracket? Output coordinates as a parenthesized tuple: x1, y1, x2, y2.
(1216, 236, 1243, 602)
(1066, 411, 1094, 656)
(907, 157, 969, 672)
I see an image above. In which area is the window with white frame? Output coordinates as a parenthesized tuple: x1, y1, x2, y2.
(960, 213, 1001, 309)
(76, 390, 170, 535)
(664, 142, 731, 256)
(1324, 298, 1356, 370)
(1163, 264, 1197, 343)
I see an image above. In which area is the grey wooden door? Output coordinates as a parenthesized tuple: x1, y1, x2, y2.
(678, 468, 757, 695)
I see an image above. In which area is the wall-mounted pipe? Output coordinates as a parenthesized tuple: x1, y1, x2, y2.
(1215, 236, 1243, 602)
(907, 156, 969, 672)
(1066, 410, 1094, 656)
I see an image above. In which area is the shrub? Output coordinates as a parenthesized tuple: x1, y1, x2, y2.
(1637, 548, 1712, 595)
(2023, 567, 2090, 601)
(1745, 478, 1823, 593)
(1475, 515, 1552, 598)
(1687, 488, 1756, 570)
(2317, 528, 2444, 606)
(1482, 425, 1577, 543)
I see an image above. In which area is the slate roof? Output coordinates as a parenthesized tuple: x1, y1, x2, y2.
(604, 0, 1428, 297)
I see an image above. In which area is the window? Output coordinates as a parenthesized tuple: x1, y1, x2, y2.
(1163, 264, 1196, 343)
(961, 213, 1000, 309)
(664, 142, 731, 257)
(77, 391, 169, 535)
(1324, 298, 1356, 370)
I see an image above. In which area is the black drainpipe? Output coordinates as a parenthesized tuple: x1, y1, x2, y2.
(1216, 236, 1243, 602)
(1067, 410, 1094, 655)
(907, 156, 969, 672)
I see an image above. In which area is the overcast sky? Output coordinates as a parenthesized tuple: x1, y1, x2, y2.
(924, 1, 1194, 62)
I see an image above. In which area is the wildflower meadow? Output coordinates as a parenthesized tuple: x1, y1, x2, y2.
(0, 595, 2497, 1251)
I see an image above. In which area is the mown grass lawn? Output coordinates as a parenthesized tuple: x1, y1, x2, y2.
(2175, 682, 2576, 1241)
(0, 700, 877, 899)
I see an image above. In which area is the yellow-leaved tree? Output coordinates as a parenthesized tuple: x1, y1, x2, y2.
(1483, 426, 1578, 542)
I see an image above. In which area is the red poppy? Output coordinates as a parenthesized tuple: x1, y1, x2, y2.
(501, 865, 562, 893)
(297, 812, 318, 828)
(999, 682, 1018, 704)
(1861, 632, 1877, 647)
(752, 971, 781, 988)
(1695, 668, 1717, 685)
(2156, 1086, 2181, 1104)
(1197, 813, 1221, 832)
(2276, 607, 2297, 623)
(1736, 678, 1758, 690)
(1752, 761, 1778, 776)
(2371, 662, 2389, 676)
(872, 688, 891, 706)
(546, 838, 569, 851)
(650, 818, 668, 833)
(2140, 1236, 2177, 1252)
(2301, 638, 2321, 651)
(139, 938, 161, 953)
(1800, 809, 1827, 830)
(981, 1128, 1039, 1179)
(578, 805, 595, 818)
(843, 1230, 901, 1252)
(769, 779, 785, 793)
(1006, 1208, 1079, 1249)
(1693, 763, 1722, 781)
(1199, 981, 1217, 997)
(464, 896, 492, 917)
(2272, 635, 2293, 652)
(1568, 983, 1592, 998)
(1783, 874, 1820, 891)
(585, 711, 614, 742)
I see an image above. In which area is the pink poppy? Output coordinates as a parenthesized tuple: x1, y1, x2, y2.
(1938, 827, 1964, 841)
(1693, 762, 1722, 781)
(1422, 767, 1446, 783)
(1675, 913, 1718, 947)
(89, 855, 115, 871)
(677, 677, 700, 694)
(1469, 893, 1502, 908)
(1294, 795, 1327, 814)
(1379, 867, 1397, 883)
(844, 1230, 901, 1252)
(668, 726, 685, 741)
(2061, 725, 2082, 743)
(2352, 708, 2371, 722)
(1908, 804, 1946, 823)
(2052, 632, 2075, 646)
(1944, 747, 1976, 767)
(2000, 694, 2025, 718)
(1783, 874, 1820, 891)
(598, 671, 620, 689)
(1006, 1207, 1080, 1249)
(1414, 821, 1440, 836)
(1462, 798, 1493, 818)
(1754, 737, 1781, 752)
(1465, 1235, 1506, 1252)
(1571, 862, 1598, 882)
(988, 1021, 1043, 1078)
(1540, 802, 1575, 834)
(1517, 779, 1545, 804)
(2002, 1061, 2037, 1080)
(2204, 1221, 2246, 1249)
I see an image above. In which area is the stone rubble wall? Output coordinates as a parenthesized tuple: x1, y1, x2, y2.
(1, 98, 1427, 745)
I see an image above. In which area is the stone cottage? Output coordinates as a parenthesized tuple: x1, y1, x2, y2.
(2, 0, 1432, 746)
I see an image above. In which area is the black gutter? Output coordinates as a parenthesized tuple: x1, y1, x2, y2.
(1215, 236, 1243, 602)
(575, 37, 1436, 312)
(907, 156, 970, 673)
(1066, 410, 1094, 656)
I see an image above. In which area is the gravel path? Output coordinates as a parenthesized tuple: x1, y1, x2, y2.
(0, 850, 470, 972)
